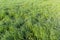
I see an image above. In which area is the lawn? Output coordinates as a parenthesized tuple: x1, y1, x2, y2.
(0, 0, 60, 40)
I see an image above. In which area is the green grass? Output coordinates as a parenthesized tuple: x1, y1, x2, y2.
(0, 0, 60, 40)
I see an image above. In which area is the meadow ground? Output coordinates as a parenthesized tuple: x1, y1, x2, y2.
(0, 0, 60, 40)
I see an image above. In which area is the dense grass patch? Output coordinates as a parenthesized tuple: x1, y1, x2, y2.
(0, 0, 60, 40)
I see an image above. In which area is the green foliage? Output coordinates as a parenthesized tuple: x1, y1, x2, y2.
(0, 0, 60, 40)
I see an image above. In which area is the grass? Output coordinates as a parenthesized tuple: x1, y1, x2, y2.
(0, 0, 60, 40)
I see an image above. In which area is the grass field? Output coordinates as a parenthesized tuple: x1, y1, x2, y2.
(0, 0, 60, 40)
